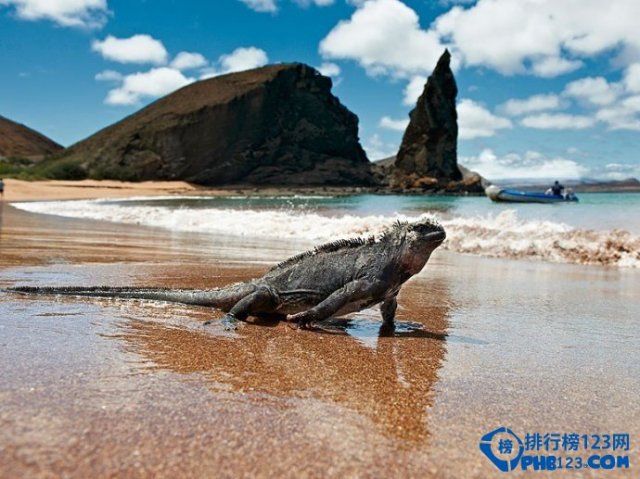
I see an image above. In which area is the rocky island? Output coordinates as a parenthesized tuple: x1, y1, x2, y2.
(53, 64, 374, 186)
(389, 50, 484, 194)
(6, 54, 488, 193)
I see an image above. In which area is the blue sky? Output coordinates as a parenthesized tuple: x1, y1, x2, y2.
(1, 0, 639, 181)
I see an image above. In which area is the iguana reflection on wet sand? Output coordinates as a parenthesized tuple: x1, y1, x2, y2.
(8, 218, 446, 329)
(117, 288, 450, 445)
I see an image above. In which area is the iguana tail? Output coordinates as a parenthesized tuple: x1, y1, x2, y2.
(5, 283, 257, 311)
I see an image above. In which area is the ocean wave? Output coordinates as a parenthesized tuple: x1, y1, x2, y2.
(443, 209, 640, 267)
(97, 194, 335, 202)
(12, 200, 640, 267)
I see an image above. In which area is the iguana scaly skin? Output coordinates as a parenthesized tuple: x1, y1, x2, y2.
(7, 218, 446, 329)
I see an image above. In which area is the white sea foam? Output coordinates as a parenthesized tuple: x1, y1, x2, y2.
(97, 194, 334, 202)
(12, 199, 640, 267)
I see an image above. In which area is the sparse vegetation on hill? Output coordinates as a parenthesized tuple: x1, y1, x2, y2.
(0, 116, 63, 160)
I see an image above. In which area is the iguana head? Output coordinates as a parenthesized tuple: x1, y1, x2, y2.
(394, 217, 446, 275)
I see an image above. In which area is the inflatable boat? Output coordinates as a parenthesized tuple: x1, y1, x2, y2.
(485, 185, 578, 203)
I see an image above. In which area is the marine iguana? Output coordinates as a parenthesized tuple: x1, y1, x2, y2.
(7, 218, 446, 329)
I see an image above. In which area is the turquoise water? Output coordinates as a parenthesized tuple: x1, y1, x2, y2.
(13, 191, 640, 267)
(102, 192, 640, 234)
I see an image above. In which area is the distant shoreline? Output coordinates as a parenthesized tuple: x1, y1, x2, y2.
(2, 178, 486, 202)
(2, 178, 638, 203)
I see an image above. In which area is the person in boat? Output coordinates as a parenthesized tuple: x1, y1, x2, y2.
(550, 180, 564, 196)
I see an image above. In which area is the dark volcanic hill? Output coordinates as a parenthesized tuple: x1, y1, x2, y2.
(0, 116, 63, 159)
(57, 63, 373, 186)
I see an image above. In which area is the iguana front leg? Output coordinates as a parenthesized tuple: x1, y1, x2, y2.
(287, 278, 382, 328)
(381, 295, 398, 325)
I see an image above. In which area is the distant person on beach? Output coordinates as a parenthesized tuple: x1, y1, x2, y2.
(550, 180, 564, 196)
(0, 178, 4, 198)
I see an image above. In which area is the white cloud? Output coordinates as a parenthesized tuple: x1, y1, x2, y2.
(500, 94, 562, 116)
(105, 67, 193, 105)
(238, 0, 277, 12)
(321, 0, 640, 112)
(294, 0, 335, 6)
(563, 77, 620, 106)
(602, 162, 640, 180)
(0, 0, 108, 28)
(316, 0, 640, 146)
(319, 0, 451, 115)
(94, 69, 122, 82)
(170, 51, 207, 70)
(362, 133, 397, 161)
(92, 34, 168, 64)
(623, 95, 640, 108)
(553, 67, 640, 131)
(521, 113, 596, 130)
(403, 76, 426, 105)
(530, 56, 583, 77)
(101, 45, 268, 105)
(319, 0, 447, 79)
(198, 69, 219, 80)
(197, 47, 270, 80)
(317, 62, 341, 78)
(438, 0, 476, 5)
(433, 0, 640, 76)
(595, 97, 640, 131)
(379, 116, 408, 131)
(218, 47, 268, 74)
(624, 63, 640, 93)
(238, 0, 334, 12)
(457, 99, 512, 139)
(460, 149, 589, 180)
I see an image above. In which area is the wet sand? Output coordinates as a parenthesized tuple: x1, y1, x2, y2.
(1, 203, 639, 478)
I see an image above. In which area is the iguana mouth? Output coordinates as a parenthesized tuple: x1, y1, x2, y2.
(426, 229, 446, 243)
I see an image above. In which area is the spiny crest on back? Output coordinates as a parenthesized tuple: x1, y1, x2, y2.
(269, 235, 376, 272)
(267, 216, 442, 273)
(379, 219, 408, 241)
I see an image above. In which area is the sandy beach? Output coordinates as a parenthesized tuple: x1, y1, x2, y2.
(1, 178, 205, 202)
(1, 178, 368, 203)
(1, 182, 639, 478)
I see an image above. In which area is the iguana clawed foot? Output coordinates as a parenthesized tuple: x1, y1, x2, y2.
(287, 312, 316, 329)
(378, 322, 396, 337)
(204, 314, 239, 330)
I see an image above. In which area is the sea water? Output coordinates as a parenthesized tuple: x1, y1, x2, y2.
(12, 192, 640, 267)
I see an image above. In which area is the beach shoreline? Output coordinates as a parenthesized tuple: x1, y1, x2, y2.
(7, 180, 640, 268)
(1, 178, 219, 202)
(1, 178, 491, 203)
(4, 178, 638, 204)
(2, 178, 377, 202)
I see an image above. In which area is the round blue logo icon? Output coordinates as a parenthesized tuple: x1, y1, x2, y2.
(479, 427, 524, 472)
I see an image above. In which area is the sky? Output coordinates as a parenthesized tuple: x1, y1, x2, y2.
(1, 0, 639, 181)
